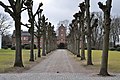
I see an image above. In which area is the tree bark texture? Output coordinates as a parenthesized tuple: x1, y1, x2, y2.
(98, 0, 112, 76)
(85, 0, 93, 65)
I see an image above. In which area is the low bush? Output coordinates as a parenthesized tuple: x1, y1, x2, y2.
(109, 47, 116, 51)
(34, 44, 37, 49)
(6, 45, 12, 48)
(2, 46, 8, 49)
(116, 47, 120, 51)
(24, 44, 37, 49)
(24, 44, 30, 49)
(11, 46, 15, 50)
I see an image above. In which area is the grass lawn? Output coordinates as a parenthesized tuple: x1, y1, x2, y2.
(72, 50, 120, 73)
(0, 49, 120, 73)
(85, 50, 120, 73)
(0, 49, 41, 73)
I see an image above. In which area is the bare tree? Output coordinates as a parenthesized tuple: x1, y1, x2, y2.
(98, 0, 112, 76)
(0, 13, 12, 49)
(85, 0, 93, 65)
(0, 0, 26, 67)
(2, 34, 12, 48)
(72, 14, 80, 57)
(91, 12, 104, 50)
(110, 17, 120, 47)
(67, 23, 76, 54)
(79, 2, 86, 60)
(24, 1, 44, 61)
(41, 15, 48, 56)
(34, 5, 43, 57)
(0, 13, 12, 35)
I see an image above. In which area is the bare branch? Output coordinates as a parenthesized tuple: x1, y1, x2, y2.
(98, 2, 107, 12)
(0, 1, 15, 20)
(90, 13, 94, 23)
(34, 3, 43, 17)
(91, 18, 98, 29)
(20, 7, 29, 13)
(8, 0, 15, 11)
(21, 22, 30, 28)
(34, 32, 38, 37)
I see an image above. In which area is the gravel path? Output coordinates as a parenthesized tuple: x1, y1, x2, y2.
(25, 49, 94, 73)
(26, 49, 82, 73)
(0, 49, 120, 80)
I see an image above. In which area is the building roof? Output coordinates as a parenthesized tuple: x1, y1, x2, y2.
(21, 31, 30, 36)
(12, 30, 30, 37)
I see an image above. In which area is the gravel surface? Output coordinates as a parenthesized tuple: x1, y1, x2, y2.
(0, 49, 120, 80)
(25, 49, 95, 73)
(0, 73, 120, 80)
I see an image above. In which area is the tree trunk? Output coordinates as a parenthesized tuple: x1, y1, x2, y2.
(14, 18, 24, 67)
(0, 0, 24, 67)
(85, 0, 93, 65)
(46, 37, 48, 54)
(29, 21, 34, 61)
(42, 27, 46, 56)
(113, 36, 116, 47)
(80, 6, 86, 60)
(37, 35, 41, 57)
(87, 36, 93, 65)
(77, 37, 80, 57)
(98, 0, 112, 76)
(99, 25, 110, 76)
(81, 34, 86, 60)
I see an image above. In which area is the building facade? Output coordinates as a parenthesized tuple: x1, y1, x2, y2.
(12, 30, 42, 48)
(57, 24, 67, 48)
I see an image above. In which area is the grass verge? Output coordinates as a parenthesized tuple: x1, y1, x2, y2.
(70, 50, 120, 73)
(0, 49, 44, 73)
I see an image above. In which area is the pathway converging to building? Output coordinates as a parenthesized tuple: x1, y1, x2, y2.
(25, 49, 92, 73)
(0, 49, 120, 80)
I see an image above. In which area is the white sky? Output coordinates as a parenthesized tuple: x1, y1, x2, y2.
(0, 0, 120, 34)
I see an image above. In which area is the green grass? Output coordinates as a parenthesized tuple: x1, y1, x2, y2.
(0, 49, 15, 72)
(89, 50, 120, 73)
(0, 49, 120, 73)
(73, 50, 120, 73)
(0, 49, 39, 73)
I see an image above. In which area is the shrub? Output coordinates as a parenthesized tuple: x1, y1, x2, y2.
(92, 47, 96, 50)
(34, 44, 37, 49)
(24, 44, 37, 49)
(6, 45, 12, 48)
(24, 44, 30, 49)
(116, 47, 120, 51)
(114, 45, 120, 48)
(109, 47, 116, 51)
(11, 46, 15, 50)
(22, 44, 28, 49)
(21, 45, 24, 49)
(2, 46, 8, 49)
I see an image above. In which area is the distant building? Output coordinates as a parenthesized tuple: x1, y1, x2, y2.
(12, 30, 42, 48)
(57, 24, 67, 48)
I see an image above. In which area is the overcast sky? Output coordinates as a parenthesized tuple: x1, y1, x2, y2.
(0, 0, 120, 33)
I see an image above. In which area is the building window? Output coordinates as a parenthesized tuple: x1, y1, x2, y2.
(24, 37, 27, 40)
(61, 29, 63, 31)
(61, 34, 63, 36)
(34, 39, 37, 42)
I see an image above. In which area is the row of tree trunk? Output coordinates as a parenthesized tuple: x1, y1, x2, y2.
(0, 0, 57, 67)
(67, 0, 112, 76)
